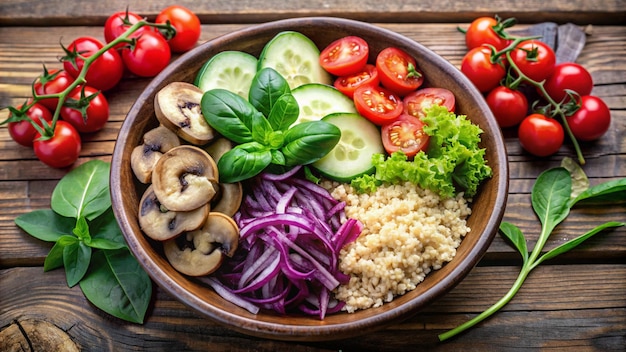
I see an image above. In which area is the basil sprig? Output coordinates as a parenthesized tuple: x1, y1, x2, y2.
(201, 67, 341, 183)
(15, 160, 152, 324)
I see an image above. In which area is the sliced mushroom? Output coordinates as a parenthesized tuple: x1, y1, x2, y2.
(211, 182, 243, 217)
(163, 212, 240, 276)
(131, 125, 181, 183)
(203, 137, 234, 163)
(152, 145, 218, 212)
(154, 82, 216, 145)
(138, 185, 209, 241)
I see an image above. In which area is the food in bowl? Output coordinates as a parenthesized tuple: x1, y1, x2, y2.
(111, 17, 508, 341)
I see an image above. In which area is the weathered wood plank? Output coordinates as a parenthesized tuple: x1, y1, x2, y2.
(0, 0, 625, 26)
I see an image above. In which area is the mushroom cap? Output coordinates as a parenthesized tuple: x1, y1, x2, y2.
(154, 82, 216, 145)
(131, 125, 180, 183)
(138, 185, 209, 241)
(152, 145, 218, 212)
(203, 137, 234, 163)
(211, 182, 243, 217)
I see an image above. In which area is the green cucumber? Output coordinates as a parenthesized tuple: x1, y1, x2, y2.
(291, 83, 356, 126)
(194, 51, 258, 100)
(312, 112, 384, 182)
(258, 31, 332, 89)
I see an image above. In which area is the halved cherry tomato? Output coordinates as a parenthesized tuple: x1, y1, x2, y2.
(403, 87, 456, 119)
(121, 31, 171, 77)
(353, 85, 403, 125)
(465, 17, 511, 51)
(510, 40, 556, 82)
(62, 36, 124, 91)
(156, 5, 201, 53)
(333, 64, 379, 98)
(60, 85, 110, 133)
(320, 36, 369, 77)
(543, 62, 593, 102)
(518, 113, 564, 157)
(460, 45, 506, 93)
(485, 86, 528, 128)
(566, 95, 611, 141)
(375, 47, 424, 96)
(381, 114, 430, 158)
(7, 102, 53, 147)
(33, 70, 75, 111)
(33, 120, 82, 169)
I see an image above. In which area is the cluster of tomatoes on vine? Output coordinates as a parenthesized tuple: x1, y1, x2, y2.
(2, 6, 201, 168)
(460, 16, 611, 164)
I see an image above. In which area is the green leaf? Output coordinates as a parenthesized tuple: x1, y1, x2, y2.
(250, 109, 275, 145)
(531, 167, 572, 235)
(201, 88, 259, 144)
(63, 241, 92, 287)
(533, 221, 625, 268)
(248, 67, 291, 119)
(560, 157, 589, 200)
(44, 241, 67, 272)
(267, 93, 299, 131)
(282, 121, 341, 166)
(73, 216, 91, 242)
(217, 142, 272, 183)
(79, 248, 152, 324)
(570, 178, 626, 207)
(88, 238, 127, 250)
(499, 222, 528, 263)
(15, 209, 74, 242)
(89, 208, 127, 249)
(51, 160, 111, 221)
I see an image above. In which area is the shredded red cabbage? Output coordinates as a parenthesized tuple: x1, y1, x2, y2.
(211, 166, 362, 319)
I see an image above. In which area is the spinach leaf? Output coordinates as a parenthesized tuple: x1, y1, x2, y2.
(44, 236, 74, 272)
(282, 121, 341, 166)
(51, 160, 111, 221)
(15, 209, 74, 242)
(570, 178, 626, 206)
(80, 248, 152, 324)
(201, 89, 261, 143)
(217, 142, 273, 183)
(531, 167, 572, 236)
(267, 93, 299, 131)
(248, 67, 291, 119)
(499, 222, 528, 263)
(64, 240, 92, 287)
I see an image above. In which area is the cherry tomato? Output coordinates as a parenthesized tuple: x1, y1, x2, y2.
(60, 86, 110, 133)
(381, 114, 430, 158)
(33, 120, 82, 169)
(485, 86, 529, 128)
(566, 95, 611, 141)
(7, 103, 53, 147)
(104, 10, 151, 49)
(460, 46, 506, 93)
(510, 40, 556, 82)
(33, 70, 75, 111)
(62, 36, 124, 91)
(121, 31, 171, 77)
(403, 87, 456, 119)
(543, 62, 593, 102)
(333, 64, 379, 98)
(156, 5, 201, 53)
(375, 47, 424, 96)
(353, 85, 403, 125)
(465, 17, 510, 51)
(320, 36, 369, 76)
(518, 113, 564, 157)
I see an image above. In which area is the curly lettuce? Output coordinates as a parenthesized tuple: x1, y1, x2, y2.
(351, 105, 492, 198)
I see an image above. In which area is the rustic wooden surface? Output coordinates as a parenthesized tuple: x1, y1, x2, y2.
(1, 1, 625, 351)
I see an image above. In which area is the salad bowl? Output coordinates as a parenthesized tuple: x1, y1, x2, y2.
(110, 17, 508, 341)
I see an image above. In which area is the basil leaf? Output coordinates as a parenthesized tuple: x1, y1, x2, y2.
(201, 88, 260, 143)
(271, 149, 286, 166)
(73, 216, 91, 242)
(267, 93, 299, 131)
(44, 241, 67, 272)
(79, 248, 152, 324)
(570, 178, 626, 207)
(531, 167, 572, 235)
(15, 209, 74, 242)
(248, 67, 291, 118)
(251, 109, 274, 145)
(89, 208, 128, 249)
(281, 121, 341, 166)
(64, 240, 92, 287)
(51, 160, 111, 221)
(499, 222, 528, 263)
(217, 142, 272, 183)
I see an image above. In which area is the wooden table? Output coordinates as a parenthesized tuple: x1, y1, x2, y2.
(1, 1, 625, 351)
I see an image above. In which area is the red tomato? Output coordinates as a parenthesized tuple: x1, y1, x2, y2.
(381, 114, 430, 158)
(333, 64, 379, 98)
(33, 70, 75, 111)
(33, 120, 82, 168)
(543, 62, 593, 102)
(460, 46, 506, 93)
(7, 103, 54, 147)
(465, 17, 510, 51)
(375, 47, 424, 96)
(566, 95, 611, 141)
(485, 86, 529, 128)
(62, 37, 124, 91)
(156, 5, 201, 53)
(518, 113, 564, 157)
(353, 85, 403, 125)
(510, 40, 556, 83)
(60, 86, 110, 133)
(104, 10, 151, 49)
(320, 36, 369, 76)
(403, 87, 456, 119)
(121, 31, 171, 77)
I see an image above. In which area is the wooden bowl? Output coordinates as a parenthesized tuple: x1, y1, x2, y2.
(111, 17, 508, 341)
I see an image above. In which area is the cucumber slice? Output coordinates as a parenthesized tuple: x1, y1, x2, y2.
(291, 83, 356, 126)
(194, 51, 258, 100)
(312, 113, 384, 183)
(258, 31, 332, 89)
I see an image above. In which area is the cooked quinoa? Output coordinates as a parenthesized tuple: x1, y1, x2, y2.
(324, 181, 471, 313)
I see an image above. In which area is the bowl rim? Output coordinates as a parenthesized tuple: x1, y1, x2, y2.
(111, 16, 509, 341)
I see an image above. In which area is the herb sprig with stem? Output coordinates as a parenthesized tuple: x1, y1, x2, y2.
(439, 160, 626, 341)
